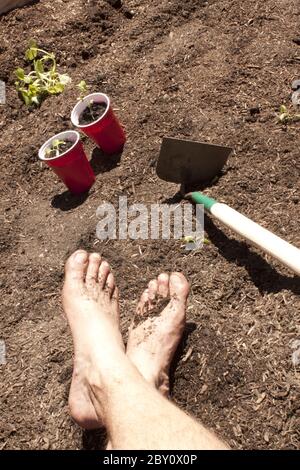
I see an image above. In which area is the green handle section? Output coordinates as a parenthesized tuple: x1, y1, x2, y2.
(190, 192, 217, 212)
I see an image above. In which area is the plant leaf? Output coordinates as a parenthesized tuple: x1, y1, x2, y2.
(34, 59, 44, 75)
(77, 80, 87, 92)
(21, 91, 31, 106)
(47, 83, 64, 94)
(23, 75, 33, 84)
(25, 41, 38, 61)
(278, 113, 288, 122)
(31, 95, 40, 105)
(15, 68, 25, 80)
(183, 236, 196, 244)
(279, 104, 287, 114)
(28, 83, 39, 94)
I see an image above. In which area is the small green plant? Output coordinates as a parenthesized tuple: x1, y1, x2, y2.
(15, 40, 71, 106)
(77, 80, 90, 100)
(183, 235, 196, 244)
(278, 104, 300, 124)
(182, 236, 210, 245)
(182, 235, 210, 250)
(45, 139, 66, 158)
(76, 80, 96, 119)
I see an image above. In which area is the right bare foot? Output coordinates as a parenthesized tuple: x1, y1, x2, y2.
(127, 272, 190, 397)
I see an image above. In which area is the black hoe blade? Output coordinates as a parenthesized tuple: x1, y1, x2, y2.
(156, 137, 232, 185)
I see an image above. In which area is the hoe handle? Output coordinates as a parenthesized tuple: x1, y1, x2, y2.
(190, 192, 300, 276)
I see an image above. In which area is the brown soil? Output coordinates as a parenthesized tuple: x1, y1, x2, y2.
(0, 0, 300, 451)
(79, 102, 108, 126)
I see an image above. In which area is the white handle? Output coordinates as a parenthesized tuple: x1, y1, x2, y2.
(210, 203, 300, 276)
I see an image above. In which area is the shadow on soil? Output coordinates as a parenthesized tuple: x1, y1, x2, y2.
(162, 189, 299, 295)
(204, 215, 300, 295)
(90, 147, 123, 175)
(169, 322, 197, 392)
(51, 191, 90, 211)
(82, 428, 108, 450)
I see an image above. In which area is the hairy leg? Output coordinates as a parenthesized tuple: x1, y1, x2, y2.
(63, 251, 229, 449)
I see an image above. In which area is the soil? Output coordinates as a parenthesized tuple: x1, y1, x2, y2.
(45, 140, 74, 159)
(79, 102, 108, 126)
(0, 0, 300, 451)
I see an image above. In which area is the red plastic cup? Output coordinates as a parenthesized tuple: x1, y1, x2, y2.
(38, 131, 95, 195)
(71, 93, 126, 154)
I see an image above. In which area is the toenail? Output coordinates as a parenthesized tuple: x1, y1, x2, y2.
(74, 251, 88, 263)
(158, 273, 169, 282)
(90, 253, 101, 261)
(171, 272, 184, 279)
(101, 261, 110, 270)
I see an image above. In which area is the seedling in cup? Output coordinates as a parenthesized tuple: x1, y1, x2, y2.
(71, 92, 126, 154)
(45, 139, 73, 159)
(76, 81, 107, 124)
(39, 130, 95, 195)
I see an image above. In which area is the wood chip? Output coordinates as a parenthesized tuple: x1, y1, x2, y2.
(200, 384, 208, 394)
(182, 346, 193, 362)
(256, 392, 266, 404)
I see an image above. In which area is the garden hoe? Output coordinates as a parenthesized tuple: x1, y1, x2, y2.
(157, 137, 300, 276)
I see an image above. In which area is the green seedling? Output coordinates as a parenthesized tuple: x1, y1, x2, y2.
(278, 104, 300, 124)
(15, 40, 71, 106)
(182, 236, 210, 245)
(77, 80, 90, 100)
(77, 80, 95, 119)
(45, 139, 67, 158)
(182, 235, 210, 250)
(182, 235, 199, 251)
(183, 235, 196, 244)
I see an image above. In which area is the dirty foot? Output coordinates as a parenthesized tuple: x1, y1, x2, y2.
(127, 272, 190, 396)
(64, 252, 189, 429)
(63, 250, 123, 429)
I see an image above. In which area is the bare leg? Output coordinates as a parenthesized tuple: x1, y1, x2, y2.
(63, 250, 124, 429)
(65, 257, 172, 429)
(63, 250, 229, 449)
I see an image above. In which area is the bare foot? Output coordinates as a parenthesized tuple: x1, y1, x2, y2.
(64, 251, 189, 430)
(127, 272, 189, 396)
(63, 250, 123, 429)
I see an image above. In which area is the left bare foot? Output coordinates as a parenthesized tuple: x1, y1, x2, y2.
(63, 250, 123, 429)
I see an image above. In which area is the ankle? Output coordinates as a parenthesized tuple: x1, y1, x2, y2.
(87, 351, 132, 394)
(130, 362, 169, 395)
